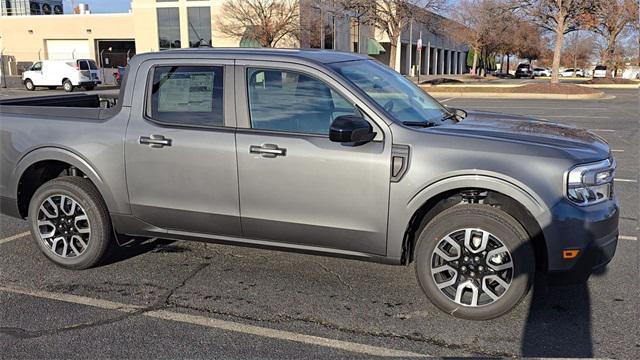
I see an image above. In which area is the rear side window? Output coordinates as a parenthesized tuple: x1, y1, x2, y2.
(595, 65, 607, 70)
(148, 66, 224, 127)
(88, 60, 98, 70)
(78, 61, 89, 70)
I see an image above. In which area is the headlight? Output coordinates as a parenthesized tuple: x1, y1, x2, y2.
(566, 159, 615, 206)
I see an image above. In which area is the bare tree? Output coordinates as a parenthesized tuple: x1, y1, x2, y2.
(340, 0, 447, 69)
(561, 32, 596, 68)
(449, 0, 514, 75)
(591, 0, 639, 77)
(218, 0, 300, 48)
(513, 21, 544, 64)
(516, 0, 596, 83)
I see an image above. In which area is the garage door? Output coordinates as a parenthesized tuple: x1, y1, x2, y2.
(46, 40, 91, 60)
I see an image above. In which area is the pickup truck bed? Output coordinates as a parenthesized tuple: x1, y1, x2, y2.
(0, 93, 120, 120)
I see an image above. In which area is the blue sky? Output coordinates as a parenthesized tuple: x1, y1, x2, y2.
(63, 0, 131, 13)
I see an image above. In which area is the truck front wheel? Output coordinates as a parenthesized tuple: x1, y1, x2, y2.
(24, 79, 35, 91)
(414, 204, 534, 320)
(27, 176, 112, 270)
(63, 79, 74, 92)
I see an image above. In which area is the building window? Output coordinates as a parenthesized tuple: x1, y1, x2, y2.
(324, 13, 335, 50)
(157, 7, 181, 50)
(188, 7, 212, 47)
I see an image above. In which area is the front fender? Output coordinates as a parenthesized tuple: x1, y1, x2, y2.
(387, 172, 552, 260)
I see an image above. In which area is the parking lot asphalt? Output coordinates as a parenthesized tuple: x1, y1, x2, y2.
(0, 87, 638, 358)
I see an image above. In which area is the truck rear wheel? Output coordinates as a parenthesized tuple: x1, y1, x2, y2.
(63, 79, 74, 92)
(414, 204, 534, 320)
(27, 176, 112, 270)
(24, 79, 35, 91)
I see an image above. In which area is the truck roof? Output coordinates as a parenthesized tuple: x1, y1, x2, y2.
(134, 48, 370, 65)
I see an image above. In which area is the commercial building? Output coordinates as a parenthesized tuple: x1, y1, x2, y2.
(0, 0, 468, 77)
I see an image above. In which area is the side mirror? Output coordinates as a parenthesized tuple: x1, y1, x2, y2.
(444, 106, 467, 120)
(329, 115, 376, 145)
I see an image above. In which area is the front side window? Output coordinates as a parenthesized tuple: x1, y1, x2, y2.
(247, 68, 357, 135)
(149, 66, 224, 127)
(157, 8, 181, 50)
(188, 7, 212, 47)
(330, 60, 448, 124)
(31, 62, 42, 71)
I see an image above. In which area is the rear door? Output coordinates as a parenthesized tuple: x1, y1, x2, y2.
(77, 60, 92, 84)
(87, 60, 101, 83)
(234, 61, 392, 255)
(125, 59, 241, 237)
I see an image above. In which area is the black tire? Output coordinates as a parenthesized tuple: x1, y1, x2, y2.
(28, 176, 112, 270)
(48, 86, 57, 90)
(414, 204, 534, 320)
(24, 79, 35, 91)
(63, 79, 74, 92)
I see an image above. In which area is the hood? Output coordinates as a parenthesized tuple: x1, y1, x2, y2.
(435, 110, 611, 162)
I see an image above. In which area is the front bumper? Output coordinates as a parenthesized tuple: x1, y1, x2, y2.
(543, 197, 619, 283)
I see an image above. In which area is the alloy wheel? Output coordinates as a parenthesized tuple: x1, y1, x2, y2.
(430, 228, 513, 307)
(36, 194, 91, 258)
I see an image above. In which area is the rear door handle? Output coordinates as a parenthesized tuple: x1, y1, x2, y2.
(139, 135, 172, 148)
(249, 144, 286, 158)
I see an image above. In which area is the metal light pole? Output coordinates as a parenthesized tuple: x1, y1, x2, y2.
(0, 47, 6, 89)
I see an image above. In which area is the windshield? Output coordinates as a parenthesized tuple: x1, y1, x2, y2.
(329, 60, 449, 124)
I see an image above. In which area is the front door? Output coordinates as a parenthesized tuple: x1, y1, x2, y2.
(235, 65, 391, 255)
(125, 61, 241, 237)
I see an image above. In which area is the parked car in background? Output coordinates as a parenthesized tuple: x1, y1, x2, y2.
(514, 63, 534, 79)
(0, 49, 619, 321)
(532, 67, 551, 77)
(114, 66, 126, 86)
(592, 65, 607, 78)
(560, 68, 584, 77)
(622, 67, 640, 80)
(22, 59, 101, 92)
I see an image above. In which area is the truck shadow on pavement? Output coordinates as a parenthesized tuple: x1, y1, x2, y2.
(520, 248, 608, 357)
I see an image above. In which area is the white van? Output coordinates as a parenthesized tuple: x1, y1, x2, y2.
(22, 59, 102, 92)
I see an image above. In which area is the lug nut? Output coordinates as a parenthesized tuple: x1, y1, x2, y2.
(463, 256, 469, 262)
(461, 266, 467, 271)
(470, 271, 476, 277)
(478, 266, 484, 271)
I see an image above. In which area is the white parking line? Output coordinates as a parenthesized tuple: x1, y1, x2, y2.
(611, 149, 624, 153)
(0, 285, 427, 358)
(544, 115, 610, 119)
(147, 310, 427, 358)
(614, 178, 638, 183)
(590, 129, 616, 132)
(0, 231, 30, 246)
(619, 236, 637, 241)
(439, 97, 457, 103)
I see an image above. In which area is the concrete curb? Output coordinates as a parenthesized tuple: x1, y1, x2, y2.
(577, 84, 639, 89)
(426, 91, 613, 100)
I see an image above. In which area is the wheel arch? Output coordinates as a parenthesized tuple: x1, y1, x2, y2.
(400, 175, 549, 272)
(13, 147, 115, 218)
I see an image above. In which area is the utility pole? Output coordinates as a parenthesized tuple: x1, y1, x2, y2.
(573, 31, 578, 77)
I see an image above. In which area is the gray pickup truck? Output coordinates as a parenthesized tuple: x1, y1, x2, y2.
(0, 49, 618, 320)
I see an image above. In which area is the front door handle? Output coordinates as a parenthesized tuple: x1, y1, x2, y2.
(139, 135, 172, 148)
(249, 144, 287, 158)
